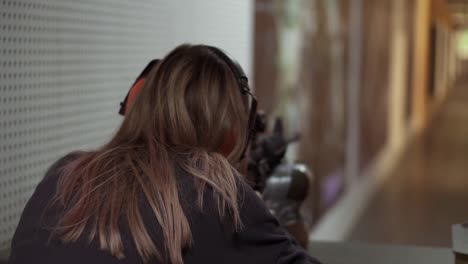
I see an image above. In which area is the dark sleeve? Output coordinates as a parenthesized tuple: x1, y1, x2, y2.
(236, 178, 322, 264)
(43, 151, 84, 180)
(11, 151, 84, 238)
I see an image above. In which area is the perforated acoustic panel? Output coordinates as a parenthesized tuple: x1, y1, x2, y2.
(0, 0, 253, 250)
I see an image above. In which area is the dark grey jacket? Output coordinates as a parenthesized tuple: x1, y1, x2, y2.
(9, 152, 321, 264)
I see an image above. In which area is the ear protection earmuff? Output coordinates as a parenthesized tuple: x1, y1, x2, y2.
(118, 48, 257, 161)
(118, 59, 160, 115)
(205, 46, 258, 160)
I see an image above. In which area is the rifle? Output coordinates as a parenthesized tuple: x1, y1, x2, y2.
(247, 113, 313, 248)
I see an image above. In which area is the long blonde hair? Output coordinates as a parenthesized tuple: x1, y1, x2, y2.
(52, 44, 250, 263)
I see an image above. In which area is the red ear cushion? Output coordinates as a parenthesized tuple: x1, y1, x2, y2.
(126, 78, 146, 113)
(219, 130, 237, 157)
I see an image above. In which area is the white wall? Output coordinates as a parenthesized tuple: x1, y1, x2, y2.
(0, 0, 253, 249)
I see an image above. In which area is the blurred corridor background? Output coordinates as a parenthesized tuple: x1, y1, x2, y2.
(1, 0, 468, 260)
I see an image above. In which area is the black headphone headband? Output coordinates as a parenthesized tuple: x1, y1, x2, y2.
(119, 48, 252, 115)
(206, 46, 251, 94)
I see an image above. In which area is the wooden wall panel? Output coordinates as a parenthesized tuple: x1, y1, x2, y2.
(359, 0, 392, 168)
(254, 0, 279, 114)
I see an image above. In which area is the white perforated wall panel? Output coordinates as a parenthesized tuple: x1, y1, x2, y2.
(0, 0, 253, 250)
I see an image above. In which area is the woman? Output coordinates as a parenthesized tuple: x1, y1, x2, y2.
(9, 44, 321, 264)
